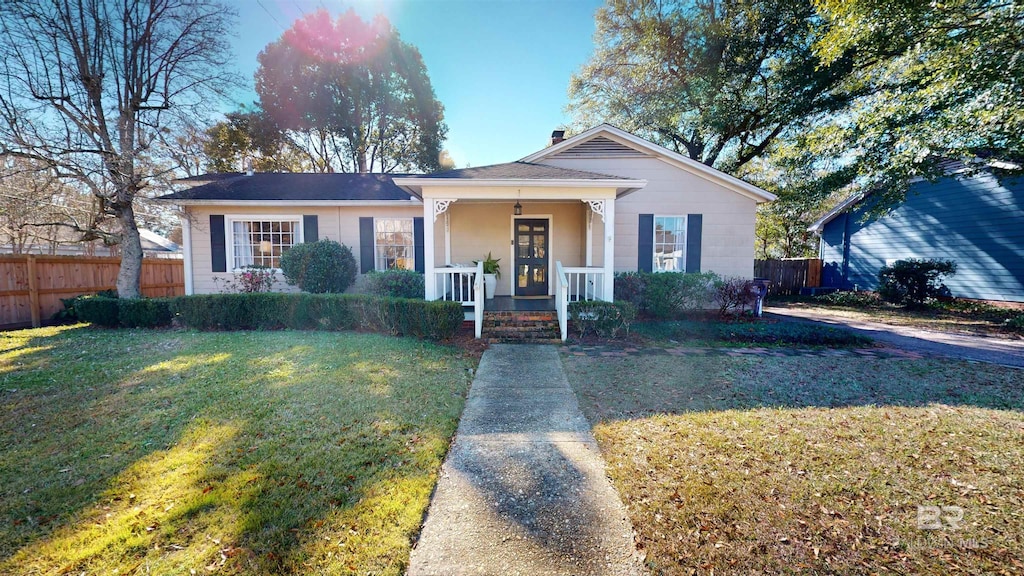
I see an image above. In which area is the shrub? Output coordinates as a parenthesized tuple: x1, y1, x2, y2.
(117, 298, 174, 328)
(1006, 314, 1024, 333)
(365, 269, 425, 299)
(613, 272, 647, 310)
(75, 295, 120, 327)
(813, 290, 882, 308)
(569, 300, 637, 338)
(214, 265, 277, 293)
(172, 293, 462, 341)
(614, 271, 719, 318)
(714, 276, 759, 316)
(878, 258, 957, 307)
(279, 240, 357, 293)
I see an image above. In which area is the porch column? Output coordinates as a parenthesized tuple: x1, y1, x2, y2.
(603, 199, 615, 301)
(423, 200, 436, 300)
(585, 211, 593, 267)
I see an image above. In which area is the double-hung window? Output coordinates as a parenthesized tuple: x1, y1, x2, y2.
(374, 218, 415, 270)
(229, 217, 300, 270)
(653, 216, 686, 272)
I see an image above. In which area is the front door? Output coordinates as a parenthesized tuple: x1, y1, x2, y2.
(514, 219, 549, 296)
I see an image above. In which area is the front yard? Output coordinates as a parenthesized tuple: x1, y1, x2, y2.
(564, 342, 1024, 574)
(0, 326, 474, 575)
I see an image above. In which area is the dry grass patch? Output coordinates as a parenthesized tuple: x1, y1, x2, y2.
(0, 326, 474, 575)
(769, 298, 1024, 339)
(564, 352, 1024, 575)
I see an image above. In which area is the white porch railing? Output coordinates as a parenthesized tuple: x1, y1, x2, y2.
(555, 261, 606, 341)
(431, 262, 484, 338)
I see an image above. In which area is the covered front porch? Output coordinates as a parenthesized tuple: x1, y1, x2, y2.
(425, 197, 613, 341)
(393, 164, 644, 340)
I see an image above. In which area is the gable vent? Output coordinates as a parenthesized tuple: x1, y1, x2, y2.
(550, 136, 649, 158)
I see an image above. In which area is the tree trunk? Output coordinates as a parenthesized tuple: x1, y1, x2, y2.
(116, 206, 144, 299)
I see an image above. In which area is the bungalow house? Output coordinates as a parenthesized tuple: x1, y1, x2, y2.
(808, 165, 1024, 303)
(160, 124, 775, 338)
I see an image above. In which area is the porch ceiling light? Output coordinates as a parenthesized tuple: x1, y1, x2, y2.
(514, 201, 523, 215)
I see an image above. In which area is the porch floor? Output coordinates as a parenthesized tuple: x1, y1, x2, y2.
(485, 296, 555, 312)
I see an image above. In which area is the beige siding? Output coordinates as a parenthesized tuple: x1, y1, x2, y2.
(186, 204, 423, 294)
(542, 157, 759, 278)
(442, 201, 588, 296)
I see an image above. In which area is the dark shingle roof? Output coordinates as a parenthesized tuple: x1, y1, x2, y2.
(414, 162, 631, 180)
(160, 173, 414, 202)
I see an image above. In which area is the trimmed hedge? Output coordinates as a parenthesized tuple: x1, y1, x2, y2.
(569, 300, 637, 338)
(365, 269, 425, 299)
(118, 298, 174, 328)
(75, 295, 173, 328)
(75, 295, 121, 327)
(614, 271, 720, 318)
(171, 293, 463, 341)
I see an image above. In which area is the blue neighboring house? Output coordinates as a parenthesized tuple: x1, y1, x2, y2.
(808, 165, 1024, 303)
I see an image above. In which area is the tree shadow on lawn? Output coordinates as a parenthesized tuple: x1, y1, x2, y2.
(562, 341, 1024, 574)
(565, 352, 1024, 423)
(0, 327, 470, 575)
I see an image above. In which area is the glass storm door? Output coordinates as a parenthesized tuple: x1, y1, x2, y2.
(515, 219, 549, 296)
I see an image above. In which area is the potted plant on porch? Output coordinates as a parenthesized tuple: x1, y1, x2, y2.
(475, 252, 501, 300)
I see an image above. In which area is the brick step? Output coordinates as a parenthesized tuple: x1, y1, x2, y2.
(483, 312, 557, 320)
(482, 321, 559, 330)
(481, 325, 557, 334)
(484, 337, 563, 345)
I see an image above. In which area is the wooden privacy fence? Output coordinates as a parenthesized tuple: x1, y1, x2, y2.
(754, 258, 822, 296)
(0, 255, 184, 328)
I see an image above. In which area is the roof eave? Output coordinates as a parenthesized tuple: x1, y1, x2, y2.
(392, 177, 647, 198)
(155, 198, 421, 206)
(807, 193, 866, 234)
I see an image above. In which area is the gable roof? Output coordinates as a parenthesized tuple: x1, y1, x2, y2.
(806, 158, 1024, 233)
(392, 161, 646, 196)
(520, 124, 776, 203)
(158, 173, 416, 204)
(412, 161, 632, 181)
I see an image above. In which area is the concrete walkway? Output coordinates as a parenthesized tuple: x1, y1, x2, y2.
(767, 306, 1024, 368)
(408, 344, 645, 576)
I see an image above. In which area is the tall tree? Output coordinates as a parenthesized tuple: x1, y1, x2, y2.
(805, 0, 1024, 206)
(255, 9, 447, 174)
(0, 0, 237, 297)
(569, 0, 861, 172)
(203, 107, 310, 173)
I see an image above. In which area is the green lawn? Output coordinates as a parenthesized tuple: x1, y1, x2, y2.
(0, 325, 474, 575)
(564, 348, 1024, 575)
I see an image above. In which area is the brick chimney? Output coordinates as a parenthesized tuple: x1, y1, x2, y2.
(550, 130, 566, 146)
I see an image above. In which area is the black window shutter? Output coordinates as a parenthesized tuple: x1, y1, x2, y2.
(637, 214, 654, 272)
(685, 214, 703, 273)
(210, 215, 226, 273)
(413, 217, 425, 273)
(303, 215, 318, 242)
(359, 217, 375, 274)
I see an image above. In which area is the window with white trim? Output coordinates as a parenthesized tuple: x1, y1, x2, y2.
(229, 218, 300, 269)
(374, 218, 415, 270)
(654, 216, 686, 272)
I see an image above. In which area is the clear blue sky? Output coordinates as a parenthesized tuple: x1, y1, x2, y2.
(227, 0, 604, 168)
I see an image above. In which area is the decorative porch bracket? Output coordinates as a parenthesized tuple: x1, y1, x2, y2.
(582, 199, 605, 223)
(433, 199, 457, 222)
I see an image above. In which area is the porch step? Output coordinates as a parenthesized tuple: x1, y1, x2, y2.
(482, 311, 561, 343)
